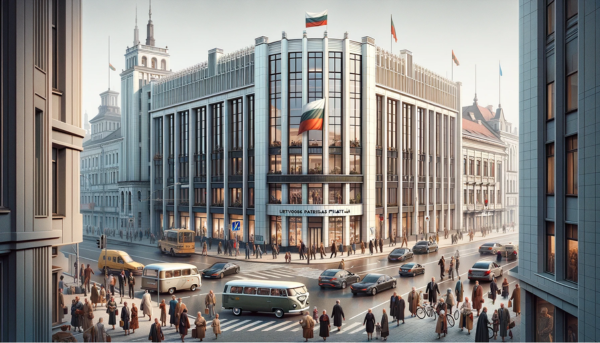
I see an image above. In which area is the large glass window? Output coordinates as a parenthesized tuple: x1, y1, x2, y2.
(376, 96, 383, 150)
(329, 155, 342, 174)
(350, 154, 361, 174)
(308, 155, 322, 174)
(546, 222, 555, 274)
(270, 216, 282, 245)
(248, 95, 255, 149)
(167, 114, 175, 157)
(547, 54, 555, 120)
(308, 52, 323, 172)
(289, 184, 302, 204)
(230, 157, 242, 176)
(194, 188, 206, 206)
(269, 54, 282, 147)
(566, 224, 578, 283)
(211, 103, 224, 177)
(179, 111, 189, 156)
(547, 143, 555, 194)
(402, 103, 412, 151)
(565, 312, 578, 342)
(269, 154, 281, 174)
(566, 135, 578, 196)
(328, 52, 342, 148)
(269, 184, 281, 204)
(212, 213, 225, 239)
(308, 184, 323, 205)
(288, 217, 302, 247)
(211, 188, 224, 207)
(350, 216, 361, 244)
(230, 98, 243, 150)
(289, 53, 302, 147)
(195, 107, 206, 177)
(329, 184, 343, 204)
(535, 297, 555, 342)
(566, 38, 578, 113)
(417, 108, 424, 154)
(349, 54, 362, 147)
(388, 188, 398, 206)
(248, 215, 255, 242)
(194, 213, 207, 237)
(289, 154, 302, 174)
(388, 100, 398, 152)
(350, 184, 362, 204)
(229, 188, 242, 207)
(566, 0, 578, 20)
(52, 148, 58, 215)
(328, 217, 343, 247)
(547, 0, 555, 36)
(248, 188, 254, 208)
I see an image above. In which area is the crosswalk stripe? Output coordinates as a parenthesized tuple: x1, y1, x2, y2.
(259, 271, 283, 278)
(339, 322, 362, 333)
(217, 319, 239, 328)
(248, 321, 274, 331)
(240, 273, 268, 279)
(205, 318, 227, 326)
(233, 320, 262, 332)
(262, 321, 291, 331)
(349, 325, 364, 334)
(277, 321, 300, 331)
(221, 319, 251, 331)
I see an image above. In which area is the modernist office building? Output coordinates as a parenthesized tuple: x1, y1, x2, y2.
(0, 0, 83, 340)
(148, 31, 462, 249)
(516, 0, 597, 341)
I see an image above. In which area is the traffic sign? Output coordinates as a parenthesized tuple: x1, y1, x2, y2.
(379, 215, 384, 222)
(425, 216, 430, 222)
(232, 221, 241, 231)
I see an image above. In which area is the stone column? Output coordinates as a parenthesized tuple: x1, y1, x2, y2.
(361, 36, 377, 243)
(242, 95, 249, 241)
(223, 100, 230, 239)
(189, 108, 196, 234)
(206, 105, 213, 238)
(174, 111, 180, 227)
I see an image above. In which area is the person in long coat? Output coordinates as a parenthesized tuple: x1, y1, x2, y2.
(149, 318, 164, 342)
(474, 307, 490, 342)
(211, 314, 221, 339)
(389, 292, 397, 318)
(380, 309, 390, 341)
(58, 289, 65, 324)
(329, 242, 337, 258)
(438, 256, 446, 280)
(378, 239, 383, 253)
(71, 299, 82, 332)
(459, 297, 473, 334)
(121, 302, 131, 335)
(142, 290, 153, 320)
(299, 311, 315, 342)
(368, 240, 374, 255)
(159, 299, 167, 326)
(363, 309, 376, 341)
(169, 295, 178, 329)
(319, 310, 330, 341)
(472, 281, 484, 315)
(490, 278, 499, 305)
(338, 259, 345, 270)
(82, 298, 94, 332)
(498, 304, 511, 342)
(99, 285, 107, 307)
(91, 284, 100, 309)
(94, 318, 107, 342)
(445, 288, 456, 315)
(130, 303, 139, 333)
(194, 312, 207, 341)
(107, 297, 117, 330)
(455, 277, 464, 302)
(435, 298, 447, 316)
(361, 241, 366, 254)
(501, 278, 510, 299)
(394, 295, 405, 325)
(331, 300, 345, 331)
(491, 310, 500, 340)
(426, 277, 440, 304)
(509, 284, 521, 315)
(179, 308, 191, 342)
(435, 310, 448, 338)
(407, 287, 419, 317)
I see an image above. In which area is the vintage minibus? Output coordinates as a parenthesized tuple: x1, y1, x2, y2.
(141, 263, 201, 295)
(222, 280, 309, 318)
(158, 229, 196, 256)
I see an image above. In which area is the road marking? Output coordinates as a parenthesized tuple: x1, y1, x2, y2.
(276, 321, 300, 331)
(338, 322, 362, 333)
(262, 321, 291, 331)
(240, 273, 268, 279)
(349, 325, 365, 334)
(233, 320, 262, 332)
(221, 319, 251, 331)
(247, 321, 273, 331)
(217, 319, 239, 328)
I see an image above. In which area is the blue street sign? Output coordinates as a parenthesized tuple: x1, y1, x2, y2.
(232, 221, 241, 231)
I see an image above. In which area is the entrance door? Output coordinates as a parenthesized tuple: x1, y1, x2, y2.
(309, 227, 322, 248)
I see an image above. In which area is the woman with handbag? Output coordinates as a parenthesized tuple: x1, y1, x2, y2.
(458, 297, 473, 334)
(490, 278, 499, 305)
(130, 303, 139, 333)
(194, 312, 207, 341)
(121, 302, 131, 335)
(501, 278, 510, 299)
(107, 297, 117, 330)
(179, 308, 191, 342)
(491, 309, 500, 340)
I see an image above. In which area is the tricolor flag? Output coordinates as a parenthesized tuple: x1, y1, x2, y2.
(452, 50, 460, 66)
(109, 63, 116, 71)
(391, 16, 397, 42)
(298, 99, 325, 134)
(305, 10, 328, 28)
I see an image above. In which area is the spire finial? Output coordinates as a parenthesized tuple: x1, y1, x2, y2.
(149, 0, 152, 20)
(474, 64, 478, 104)
(136, 5, 138, 25)
(145, 0, 155, 46)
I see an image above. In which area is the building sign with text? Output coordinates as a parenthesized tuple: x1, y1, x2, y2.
(267, 204, 363, 217)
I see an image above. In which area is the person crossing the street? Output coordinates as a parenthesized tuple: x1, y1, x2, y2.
(449, 257, 455, 281)
(205, 290, 217, 318)
(438, 256, 446, 280)
(426, 277, 441, 304)
(331, 300, 345, 331)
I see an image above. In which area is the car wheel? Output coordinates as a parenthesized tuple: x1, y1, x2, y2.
(232, 308, 242, 316)
(352, 292, 357, 296)
(371, 288, 377, 296)
(413, 273, 416, 277)
(168, 288, 175, 295)
(220, 273, 224, 279)
(342, 282, 347, 289)
(274, 309, 284, 318)
(392, 282, 396, 288)
(235, 268, 240, 274)
(489, 273, 495, 281)
(190, 284, 197, 292)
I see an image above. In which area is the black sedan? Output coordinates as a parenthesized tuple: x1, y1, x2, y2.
(399, 262, 425, 277)
(387, 248, 414, 262)
(412, 240, 438, 254)
(318, 269, 361, 289)
(351, 274, 396, 296)
(202, 262, 240, 279)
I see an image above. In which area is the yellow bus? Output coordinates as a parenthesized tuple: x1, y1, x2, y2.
(158, 229, 196, 256)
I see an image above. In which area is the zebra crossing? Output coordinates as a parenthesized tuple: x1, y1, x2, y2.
(232, 266, 324, 280)
(212, 317, 371, 335)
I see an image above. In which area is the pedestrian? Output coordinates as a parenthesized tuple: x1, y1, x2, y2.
(352, 240, 356, 255)
(94, 317, 107, 342)
(448, 257, 455, 281)
(368, 240, 374, 255)
(257, 244, 263, 258)
(492, 309, 500, 339)
(100, 285, 107, 307)
(501, 278, 510, 299)
(319, 242, 325, 259)
(474, 307, 490, 342)
(201, 241, 208, 256)
(407, 287, 419, 317)
(363, 309, 376, 341)
(175, 298, 187, 333)
(59, 275, 65, 293)
(217, 241, 222, 254)
(394, 295, 405, 325)
(149, 318, 165, 342)
(375, 322, 381, 340)
(285, 251, 291, 263)
(80, 263, 85, 289)
(330, 241, 337, 258)
(300, 240, 306, 260)
(459, 297, 473, 334)
(438, 256, 445, 280)
(142, 289, 153, 320)
(445, 288, 455, 317)
(84, 264, 95, 293)
(435, 298, 447, 316)
(509, 284, 521, 315)
(347, 242, 351, 257)
(497, 250, 502, 262)
(490, 278, 499, 305)
(272, 242, 278, 259)
(379, 238, 383, 253)
(211, 313, 221, 339)
(130, 303, 139, 333)
(118, 270, 126, 298)
(389, 292, 397, 318)
(107, 296, 117, 330)
(436, 310, 448, 338)
(472, 280, 484, 316)
(235, 240, 240, 257)
(205, 290, 217, 318)
(537, 307, 552, 341)
(128, 272, 136, 299)
(426, 277, 440, 304)
(338, 259, 345, 270)
(208, 238, 213, 250)
(311, 243, 317, 260)
(331, 300, 345, 331)
(380, 309, 389, 341)
(121, 302, 131, 336)
(361, 241, 366, 254)
(179, 308, 191, 342)
(319, 310, 330, 341)
(58, 288, 66, 324)
(82, 298, 94, 332)
(169, 295, 178, 328)
(159, 299, 167, 327)
(299, 311, 315, 342)
(455, 256, 460, 274)
(71, 297, 82, 332)
(194, 312, 207, 341)
(91, 283, 101, 309)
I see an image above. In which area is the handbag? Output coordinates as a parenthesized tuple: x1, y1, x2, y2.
(141, 302, 144, 311)
(509, 321, 515, 329)
(119, 320, 124, 327)
(88, 312, 94, 320)
(63, 307, 68, 315)
(497, 289, 501, 295)
(116, 309, 119, 316)
(106, 334, 111, 342)
(75, 309, 84, 316)
(192, 328, 197, 338)
(205, 308, 209, 315)
(508, 300, 512, 308)
(423, 293, 429, 300)
(487, 291, 493, 299)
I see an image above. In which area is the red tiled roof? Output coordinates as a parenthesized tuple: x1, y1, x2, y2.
(477, 105, 494, 121)
(462, 118, 498, 140)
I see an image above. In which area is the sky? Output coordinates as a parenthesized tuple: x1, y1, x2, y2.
(82, 0, 519, 125)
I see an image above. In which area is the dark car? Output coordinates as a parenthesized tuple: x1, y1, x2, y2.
(351, 273, 396, 296)
(412, 240, 438, 254)
(387, 248, 414, 262)
(318, 269, 361, 289)
(399, 262, 425, 277)
(202, 262, 240, 279)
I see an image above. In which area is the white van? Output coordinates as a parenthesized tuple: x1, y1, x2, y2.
(222, 280, 309, 318)
(141, 263, 201, 295)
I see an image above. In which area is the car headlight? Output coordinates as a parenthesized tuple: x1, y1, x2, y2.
(297, 295, 307, 302)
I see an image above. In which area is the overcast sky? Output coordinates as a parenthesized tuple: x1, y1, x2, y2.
(82, 0, 518, 125)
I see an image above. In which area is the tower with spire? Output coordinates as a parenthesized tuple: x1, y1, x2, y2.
(133, 5, 139, 46)
(146, 0, 155, 46)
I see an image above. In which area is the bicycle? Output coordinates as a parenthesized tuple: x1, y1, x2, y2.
(487, 324, 495, 339)
(416, 301, 436, 320)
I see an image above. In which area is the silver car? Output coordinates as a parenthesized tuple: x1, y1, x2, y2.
(478, 243, 505, 255)
(468, 261, 503, 281)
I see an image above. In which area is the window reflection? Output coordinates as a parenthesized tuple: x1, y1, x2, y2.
(535, 297, 555, 342)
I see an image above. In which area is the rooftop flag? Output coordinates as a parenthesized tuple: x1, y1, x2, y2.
(391, 16, 398, 42)
(452, 50, 460, 66)
(298, 99, 325, 134)
(306, 10, 328, 28)
(109, 63, 116, 71)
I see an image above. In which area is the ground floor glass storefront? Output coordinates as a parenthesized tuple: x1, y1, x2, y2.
(212, 214, 225, 239)
(194, 213, 207, 236)
(350, 216, 361, 244)
(270, 216, 282, 245)
(328, 217, 343, 247)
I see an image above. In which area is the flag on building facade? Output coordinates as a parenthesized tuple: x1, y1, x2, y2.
(391, 16, 398, 42)
(109, 63, 116, 71)
(305, 10, 328, 28)
(452, 50, 460, 66)
(298, 99, 325, 134)
(499, 62, 503, 76)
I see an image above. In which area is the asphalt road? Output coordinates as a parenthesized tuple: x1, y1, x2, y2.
(60, 233, 519, 341)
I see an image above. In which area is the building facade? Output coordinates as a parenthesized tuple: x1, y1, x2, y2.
(148, 31, 462, 250)
(515, 0, 594, 341)
(0, 0, 83, 340)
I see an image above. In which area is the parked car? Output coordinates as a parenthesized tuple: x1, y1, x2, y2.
(468, 261, 503, 281)
(351, 274, 396, 296)
(202, 262, 240, 279)
(412, 241, 438, 254)
(387, 248, 414, 262)
(399, 263, 425, 277)
(504, 244, 519, 261)
(478, 243, 505, 255)
(318, 269, 361, 289)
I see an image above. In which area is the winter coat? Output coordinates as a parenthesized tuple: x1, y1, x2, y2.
(319, 314, 330, 338)
(363, 312, 376, 334)
(332, 304, 345, 327)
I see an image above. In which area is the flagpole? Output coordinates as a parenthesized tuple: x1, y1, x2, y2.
(499, 60, 501, 106)
(108, 36, 110, 90)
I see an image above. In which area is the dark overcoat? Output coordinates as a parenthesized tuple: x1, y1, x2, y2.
(332, 304, 345, 327)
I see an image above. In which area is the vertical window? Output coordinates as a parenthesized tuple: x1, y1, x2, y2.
(248, 188, 254, 208)
(547, 0, 555, 36)
(269, 54, 282, 147)
(179, 111, 189, 177)
(329, 184, 343, 204)
(565, 224, 578, 283)
(535, 297, 555, 342)
(34, 0, 48, 70)
(35, 109, 46, 216)
(288, 217, 302, 247)
(328, 217, 343, 247)
(51, 0, 59, 89)
(403, 104, 413, 151)
(376, 96, 383, 149)
(308, 52, 323, 171)
(308, 184, 323, 205)
(289, 155, 302, 175)
(52, 148, 58, 215)
(546, 222, 555, 274)
(349, 54, 362, 147)
(565, 312, 578, 342)
(230, 98, 243, 150)
(417, 108, 424, 154)
(289, 184, 302, 204)
(248, 95, 255, 149)
(350, 184, 362, 204)
(328, 52, 342, 147)
(168, 114, 174, 157)
(288, 53, 302, 147)
(566, 135, 578, 196)
(195, 107, 206, 177)
(388, 100, 397, 150)
(566, 0, 578, 20)
(547, 54, 555, 120)
(211, 188, 224, 207)
(547, 143, 555, 194)
(269, 155, 281, 174)
(566, 38, 578, 113)
(212, 103, 224, 177)
(269, 184, 281, 204)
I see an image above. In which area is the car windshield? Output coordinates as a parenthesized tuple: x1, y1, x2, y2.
(481, 243, 494, 247)
(362, 275, 381, 283)
(392, 249, 407, 254)
(287, 286, 307, 295)
(403, 263, 415, 268)
(121, 253, 134, 263)
(321, 270, 338, 277)
(416, 241, 428, 246)
(210, 263, 226, 269)
(473, 262, 491, 269)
